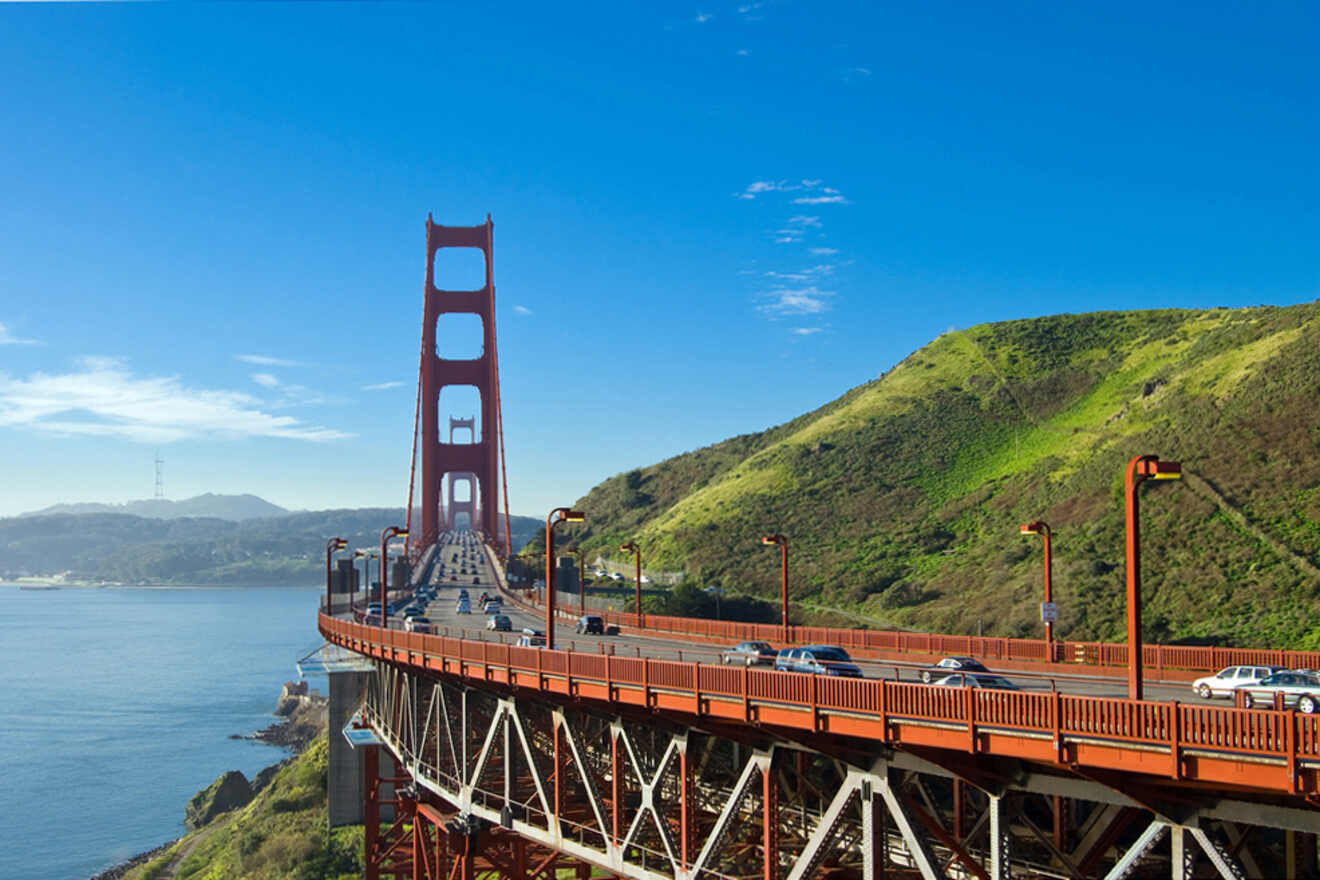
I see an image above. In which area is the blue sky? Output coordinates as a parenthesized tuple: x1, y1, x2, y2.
(0, 2, 1316, 519)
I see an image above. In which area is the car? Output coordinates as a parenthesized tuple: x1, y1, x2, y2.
(609, 572, 624, 581)
(483, 601, 501, 615)
(1191, 665, 1285, 700)
(487, 614, 512, 632)
(932, 672, 1018, 690)
(1238, 671, 1320, 712)
(473, 576, 480, 584)
(921, 657, 989, 684)
(516, 628, 546, 648)
(404, 616, 433, 633)
(721, 641, 777, 666)
(639, 575, 652, 584)
(593, 569, 607, 577)
(456, 599, 471, 614)
(458, 588, 469, 598)
(576, 615, 605, 635)
(774, 645, 863, 677)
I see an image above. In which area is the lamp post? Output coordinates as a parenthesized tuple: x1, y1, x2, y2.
(324, 537, 347, 614)
(545, 507, 584, 650)
(761, 534, 790, 642)
(620, 542, 642, 627)
(1020, 521, 1055, 656)
(1124, 454, 1182, 700)
(379, 525, 408, 630)
(569, 547, 587, 616)
(353, 550, 378, 608)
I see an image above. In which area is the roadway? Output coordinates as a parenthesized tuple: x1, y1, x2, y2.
(363, 531, 1207, 707)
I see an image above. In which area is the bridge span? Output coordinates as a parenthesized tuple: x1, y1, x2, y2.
(321, 532, 1320, 880)
(320, 218, 1320, 879)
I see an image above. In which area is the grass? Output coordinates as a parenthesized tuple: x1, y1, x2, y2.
(548, 302, 1320, 648)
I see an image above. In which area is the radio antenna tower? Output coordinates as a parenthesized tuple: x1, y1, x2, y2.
(154, 450, 164, 500)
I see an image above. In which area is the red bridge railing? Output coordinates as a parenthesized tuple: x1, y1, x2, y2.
(322, 614, 1320, 798)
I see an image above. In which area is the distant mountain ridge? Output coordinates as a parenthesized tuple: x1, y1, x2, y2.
(21, 493, 289, 521)
(1, 507, 544, 584)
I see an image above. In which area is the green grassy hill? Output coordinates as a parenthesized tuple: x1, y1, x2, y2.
(547, 303, 1320, 649)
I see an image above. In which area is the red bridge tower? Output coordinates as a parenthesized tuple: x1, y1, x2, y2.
(415, 215, 510, 552)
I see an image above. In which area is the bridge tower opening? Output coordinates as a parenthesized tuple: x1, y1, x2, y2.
(410, 215, 511, 553)
(445, 416, 478, 531)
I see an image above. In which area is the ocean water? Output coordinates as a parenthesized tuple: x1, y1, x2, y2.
(0, 585, 325, 880)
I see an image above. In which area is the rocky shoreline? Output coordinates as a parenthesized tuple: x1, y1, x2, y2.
(86, 682, 327, 879)
(87, 840, 178, 880)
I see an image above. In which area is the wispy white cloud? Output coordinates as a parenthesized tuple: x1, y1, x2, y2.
(736, 2, 763, 13)
(792, 327, 823, 335)
(774, 236, 802, 244)
(786, 215, 821, 227)
(0, 357, 351, 443)
(0, 322, 41, 346)
(251, 373, 280, 388)
(810, 247, 839, 255)
(842, 66, 872, 84)
(736, 48, 750, 56)
(363, 381, 403, 391)
(694, 11, 713, 22)
(235, 354, 302, 367)
(738, 180, 850, 206)
(758, 286, 834, 316)
(765, 271, 810, 282)
(512, 305, 533, 315)
(792, 194, 850, 205)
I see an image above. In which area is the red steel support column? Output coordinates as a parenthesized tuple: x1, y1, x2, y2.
(680, 743, 693, 869)
(553, 718, 563, 824)
(763, 761, 778, 880)
(365, 745, 381, 880)
(611, 731, 622, 848)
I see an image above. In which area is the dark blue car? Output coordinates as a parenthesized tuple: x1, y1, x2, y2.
(774, 645, 863, 677)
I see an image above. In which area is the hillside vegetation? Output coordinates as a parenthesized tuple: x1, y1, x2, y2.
(548, 303, 1320, 649)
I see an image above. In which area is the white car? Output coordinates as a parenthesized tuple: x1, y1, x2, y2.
(609, 572, 624, 581)
(455, 599, 471, 614)
(639, 575, 652, 584)
(404, 616, 432, 633)
(593, 569, 607, 577)
(1191, 665, 1284, 699)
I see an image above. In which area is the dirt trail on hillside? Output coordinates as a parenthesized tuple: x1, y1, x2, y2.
(154, 814, 234, 879)
(1184, 470, 1320, 583)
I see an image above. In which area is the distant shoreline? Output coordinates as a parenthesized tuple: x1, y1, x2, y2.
(1, 581, 320, 590)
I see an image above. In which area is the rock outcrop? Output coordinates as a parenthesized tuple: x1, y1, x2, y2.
(185, 770, 253, 830)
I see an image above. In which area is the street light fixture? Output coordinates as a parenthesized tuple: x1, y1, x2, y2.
(379, 526, 408, 630)
(1020, 520, 1055, 657)
(1125, 454, 1182, 700)
(568, 547, 587, 616)
(620, 542, 642, 627)
(545, 508, 584, 651)
(324, 537, 347, 614)
(761, 534, 790, 641)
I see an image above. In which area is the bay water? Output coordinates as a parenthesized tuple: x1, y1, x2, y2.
(1, 585, 325, 880)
